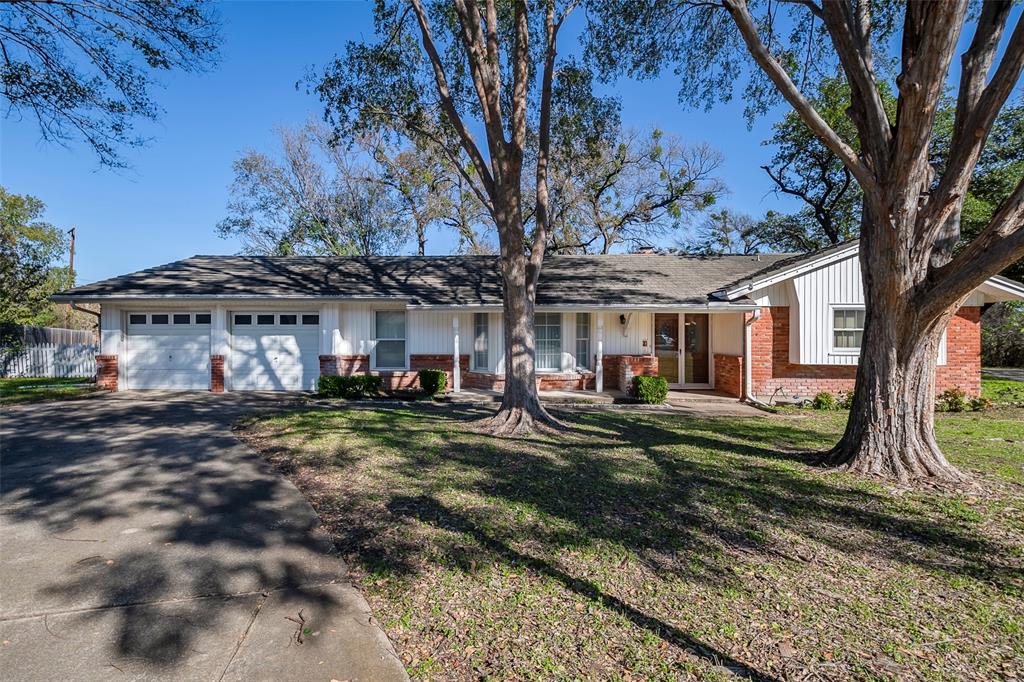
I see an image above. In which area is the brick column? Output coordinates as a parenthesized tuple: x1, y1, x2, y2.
(96, 355, 118, 391)
(210, 355, 225, 393)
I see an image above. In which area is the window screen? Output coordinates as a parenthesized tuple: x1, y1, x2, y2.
(375, 311, 406, 368)
(473, 313, 489, 369)
(833, 308, 865, 350)
(535, 312, 562, 371)
(575, 313, 591, 370)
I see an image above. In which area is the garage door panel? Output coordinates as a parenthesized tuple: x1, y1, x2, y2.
(229, 317, 318, 391)
(128, 370, 209, 390)
(126, 348, 211, 370)
(125, 316, 210, 390)
(126, 336, 210, 354)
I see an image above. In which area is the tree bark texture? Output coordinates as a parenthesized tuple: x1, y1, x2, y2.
(724, 0, 1024, 480)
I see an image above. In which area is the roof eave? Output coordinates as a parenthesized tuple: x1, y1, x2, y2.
(718, 242, 861, 300)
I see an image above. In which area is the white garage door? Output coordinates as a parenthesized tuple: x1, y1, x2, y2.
(125, 312, 211, 390)
(230, 312, 320, 391)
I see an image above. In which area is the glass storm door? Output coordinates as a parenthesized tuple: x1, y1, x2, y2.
(683, 314, 710, 386)
(654, 313, 680, 386)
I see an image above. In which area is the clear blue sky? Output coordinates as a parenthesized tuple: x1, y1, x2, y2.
(2, 1, 993, 286)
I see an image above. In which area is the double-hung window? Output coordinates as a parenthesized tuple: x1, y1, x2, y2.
(535, 312, 562, 371)
(473, 313, 489, 370)
(832, 307, 865, 351)
(575, 313, 591, 370)
(375, 311, 406, 369)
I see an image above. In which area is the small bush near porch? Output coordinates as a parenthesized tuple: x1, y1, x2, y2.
(239, 406, 1024, 681)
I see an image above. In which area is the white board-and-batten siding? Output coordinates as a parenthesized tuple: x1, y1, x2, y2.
(749, 253, 952, 366)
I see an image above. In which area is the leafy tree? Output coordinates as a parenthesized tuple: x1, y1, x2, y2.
(981, 302, 1024, 369)
(314, 0, 600, 434)
(217, 123, 408, 256)
(0, 188, 69, 326)
(679, 209, 764, 255)
(0, 0, 220, 168)
(759, 76, 870, 249)
(589, 0, 1024, 481)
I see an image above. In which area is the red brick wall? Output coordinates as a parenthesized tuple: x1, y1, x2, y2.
(319, 354, 369, 376)
(318, 353, 469, 392)
(936, 306, 982, 396)
(210, 355, 225, 393)
(713, 354, 743, 398)
(462, 371, 595, 391)
(96, 355, 118, 391)
(600, 355, 658, 390)
(750, 306, 983, 400)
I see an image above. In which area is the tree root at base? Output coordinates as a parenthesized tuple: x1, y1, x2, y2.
(475, 404, 566, 437)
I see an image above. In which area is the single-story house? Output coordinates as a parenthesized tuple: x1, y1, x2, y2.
(52, 241, 1024, 401)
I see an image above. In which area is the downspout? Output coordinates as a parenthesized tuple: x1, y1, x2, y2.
(743, 309, 773, 410)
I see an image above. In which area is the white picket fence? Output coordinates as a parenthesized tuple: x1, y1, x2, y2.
(1, 343, 98, 378)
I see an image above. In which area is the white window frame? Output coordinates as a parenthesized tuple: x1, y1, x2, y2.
(575, 312, 591, 370)
(830, 304, 865, 355)
(535, 312, 562, 372)
(473, 312, 489, 370)
(373, 310, 407, 370)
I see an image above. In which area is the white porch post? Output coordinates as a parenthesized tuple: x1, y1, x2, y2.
(452, 315, 461, 393)
(596, 314, 604, 393)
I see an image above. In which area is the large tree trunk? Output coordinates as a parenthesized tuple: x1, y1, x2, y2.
(823, 217, 968, 483)
(478, 186, 560, 436)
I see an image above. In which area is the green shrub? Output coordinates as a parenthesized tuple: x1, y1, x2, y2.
(418, 369, 447, 397)
(631, 375, 668, 404)
(811, 392, 836, 410)
(318, 375, 344, 398)
(318, 374, 383, 399)
(836, 391, 855, 410)
(969, 396, 992, 412)
(937, 386, 969, 412)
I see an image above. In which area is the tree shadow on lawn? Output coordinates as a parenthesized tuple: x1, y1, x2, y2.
(258, 404, 1023, 677)
(319, 406, 1017, 589)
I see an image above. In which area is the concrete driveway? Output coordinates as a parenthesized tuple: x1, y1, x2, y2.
(0, 392, 408, 681)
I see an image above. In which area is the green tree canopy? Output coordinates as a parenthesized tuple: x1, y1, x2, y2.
(1, 0, 220, 167)
(0, 188, 69, 326)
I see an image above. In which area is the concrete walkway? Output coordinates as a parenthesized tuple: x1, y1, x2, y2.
(0, 392, 408, 682)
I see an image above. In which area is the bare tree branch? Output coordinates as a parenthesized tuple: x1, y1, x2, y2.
(721, 0, 878, 207)
(409, 0, 496, 197)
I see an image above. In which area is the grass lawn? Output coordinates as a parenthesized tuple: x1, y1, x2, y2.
(239, 406, 1024, 681)
(0, 376, 98, 406)
(983, 375, 1024, 404)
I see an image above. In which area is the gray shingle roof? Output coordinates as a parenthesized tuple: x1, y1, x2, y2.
(53, 253, 798, 307)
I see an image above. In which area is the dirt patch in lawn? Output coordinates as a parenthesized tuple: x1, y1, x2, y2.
(238, 405, 1024, 681)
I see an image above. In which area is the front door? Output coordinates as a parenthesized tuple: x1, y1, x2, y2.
(683, 314, 711, 387)
(654, 313, 680, 386)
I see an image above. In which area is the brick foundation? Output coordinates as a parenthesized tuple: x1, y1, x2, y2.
(713, 354, 743, 398)
(318, 353, 469, 392)
(96, 354, 118, 391)
(210, 355, 225, 393)
(600, 355, 658, 390)
(750, 306, 982, 401)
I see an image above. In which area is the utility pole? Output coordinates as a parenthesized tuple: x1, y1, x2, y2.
(65, 226, 76, 326)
